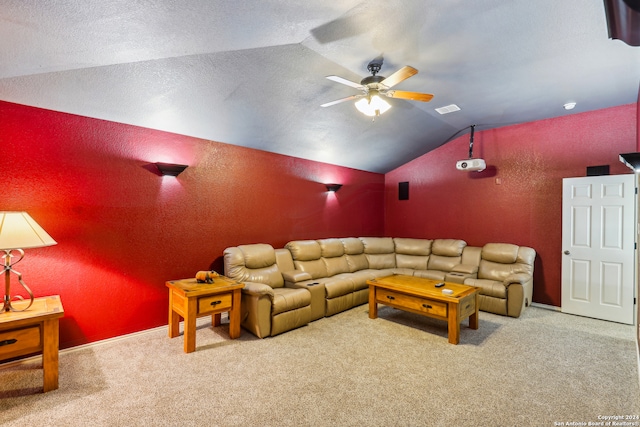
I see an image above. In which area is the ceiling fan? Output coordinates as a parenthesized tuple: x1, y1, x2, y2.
(321, 56, 434, 117)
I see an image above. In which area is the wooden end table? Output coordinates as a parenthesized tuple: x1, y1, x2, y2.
(0, 295, 64, 392)
(368, 275, 479, 344)
(166, 276, 244, 353)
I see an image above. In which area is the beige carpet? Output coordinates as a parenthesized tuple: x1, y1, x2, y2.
(1, 305, 639, 426)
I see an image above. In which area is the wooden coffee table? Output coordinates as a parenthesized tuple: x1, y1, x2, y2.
(166, 276, 244, 353)
(368, 275, 479, 344)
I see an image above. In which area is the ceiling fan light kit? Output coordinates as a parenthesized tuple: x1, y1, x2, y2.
(354, 91, 391, 117)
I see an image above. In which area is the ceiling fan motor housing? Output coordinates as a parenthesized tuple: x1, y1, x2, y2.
(360, 75, 386, 90)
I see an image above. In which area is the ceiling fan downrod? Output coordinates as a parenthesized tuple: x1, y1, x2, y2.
(367, 62, 382, 76)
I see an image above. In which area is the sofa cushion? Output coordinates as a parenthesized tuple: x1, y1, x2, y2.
(318, 238, 350, 276)
(482, 243, 519, 264)
(341, 237, 364, 254)
(272, 287, 312, 315)
(394, 238, 431, 270)
(224, 245, 284, 288)
(425, 239, 466, 272)
(318, 238, 345, 257)
(286, 240, 322, 261)
(295, 259, 328, 279)
(324, 256, 350, 276)
(427, 254, 461, 272)
(466, 278, 508, 299)
(414, 269, 446, 281)
(366, 253, 396, 269)
(517, 247, 536, 268)
(394, 238, 432, 255)
(341, 237, 368, 272)
(346, 254, 368, 272)
(361, 237, 395, 254)
(479, 244, 535, 282)
(240, 243, 277, 269)
(361, 237, 396, 269)
(431, 239, 466, 256)
(324, 276, 355, 298)
(285, 240, 328, 279)
(396, 254, 428, 270)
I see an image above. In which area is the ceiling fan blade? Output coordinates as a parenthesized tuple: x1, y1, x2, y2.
(380, 66, 418, 88)
(321, 95, 362, 108)
(385, 90, 434, 102)
(326, 75, 364, 89)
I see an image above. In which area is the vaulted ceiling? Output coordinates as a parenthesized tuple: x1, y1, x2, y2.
(0, 1, 638, 173)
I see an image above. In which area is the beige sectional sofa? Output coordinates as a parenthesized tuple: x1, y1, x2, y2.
(223, 237, 535, 338)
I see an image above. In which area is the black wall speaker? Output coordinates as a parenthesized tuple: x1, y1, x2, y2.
(399, 182, 409, 200)
(586, 165, 610, 176)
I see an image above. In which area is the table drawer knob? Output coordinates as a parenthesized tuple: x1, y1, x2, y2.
(210, 300, 222, 306)
(386, 295, 395, 300)
(0, 338, 18, 347)
(422, 304, 433, 309)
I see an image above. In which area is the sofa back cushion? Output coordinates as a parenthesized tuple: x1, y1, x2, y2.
(427, 239, 466, 272)
(318, 238, 350, 277)
(361, 237, 396, 269)
(285, 240, 328, 279)
(394, 238, 431, 270)
(223, 244, 284, 288)
(341, 237, 368, 272)
(478, 243, 536, 281)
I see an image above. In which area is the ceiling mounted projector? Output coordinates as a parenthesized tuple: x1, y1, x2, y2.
(456, 158, 486, 172)
(456, 125, 486, 172)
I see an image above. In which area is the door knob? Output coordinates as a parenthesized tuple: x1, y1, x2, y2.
(563, 250, 570, 255)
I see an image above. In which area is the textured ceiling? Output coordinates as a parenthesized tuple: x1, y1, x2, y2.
(0, 0, 638, 173)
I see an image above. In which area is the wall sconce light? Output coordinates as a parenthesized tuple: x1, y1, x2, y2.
(155, 162, 188, 176)
(0, 212, 57, 312)
(325, 183, 343, 192)
(619, 152, 640, 171)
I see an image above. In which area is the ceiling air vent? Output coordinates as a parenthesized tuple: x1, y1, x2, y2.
(435, 104, 461, 115)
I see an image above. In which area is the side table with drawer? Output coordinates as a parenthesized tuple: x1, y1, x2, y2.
(0, 295, 64, 392)
(166, 276, 244, 353)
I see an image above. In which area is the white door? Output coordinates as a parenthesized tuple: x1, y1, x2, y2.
(561, 174, 636, 324)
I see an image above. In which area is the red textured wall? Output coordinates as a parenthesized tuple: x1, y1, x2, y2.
(385, 104, 637, 307)
(2, 99, 637, 348)
(0, 101, 384, 348)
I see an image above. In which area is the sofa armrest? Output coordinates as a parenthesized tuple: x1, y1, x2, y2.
(446, 264, 478, 284)
(241, 282, 275, 299)
(285, 280, 326, 321)
(282, 270, 313, 283)
(451, 263, 478, 275)
(504, 273, 531, 286)
(504, 273, 534, 318)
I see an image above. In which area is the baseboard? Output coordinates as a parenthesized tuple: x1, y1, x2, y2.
(530, 302, 561, 312)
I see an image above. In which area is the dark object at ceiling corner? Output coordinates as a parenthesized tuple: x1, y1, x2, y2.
(604, 0, 640, 46)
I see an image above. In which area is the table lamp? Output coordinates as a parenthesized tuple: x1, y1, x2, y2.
(0, 212, 57, 312)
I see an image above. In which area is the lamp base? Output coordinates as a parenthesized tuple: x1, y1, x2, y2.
(2, 249, 34, 312)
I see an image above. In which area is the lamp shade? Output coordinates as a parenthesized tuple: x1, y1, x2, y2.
(0, 212, 57, 250)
